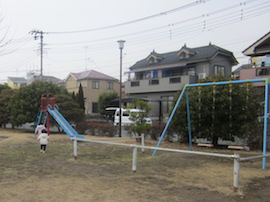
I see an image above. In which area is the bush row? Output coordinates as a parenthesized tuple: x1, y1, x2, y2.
(76, 121, 168, 139)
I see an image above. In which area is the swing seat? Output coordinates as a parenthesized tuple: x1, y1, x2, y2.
(227, 146, 245, 150)
(197, 143, 214, 148)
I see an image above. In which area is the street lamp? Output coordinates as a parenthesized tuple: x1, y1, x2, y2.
(117, 40, 125, 137)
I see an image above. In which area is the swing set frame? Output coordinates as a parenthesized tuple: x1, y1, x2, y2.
(152, 78, 269, 170)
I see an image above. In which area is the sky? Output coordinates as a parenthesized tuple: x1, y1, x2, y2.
(0, 0, 269, 83)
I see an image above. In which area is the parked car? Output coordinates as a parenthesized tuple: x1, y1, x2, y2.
(106, 108, 152, 126)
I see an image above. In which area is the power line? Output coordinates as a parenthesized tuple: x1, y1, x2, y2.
(45, 0, 269, 49)
(45, 5, 270, 56)
(46, 0, 210, 34)
(2, 0, 269, 81)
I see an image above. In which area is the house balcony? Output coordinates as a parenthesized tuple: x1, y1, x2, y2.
(125, 75, 197, 94)
(239, 66, 270, 86)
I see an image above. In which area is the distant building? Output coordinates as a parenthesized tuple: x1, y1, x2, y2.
(7, 77, 27, 89)
(240, 31, 270, 85)
(125, 43, 238, 121)
(232, 64, 252, 80)
(7, 71, 62, 89)
(65, 70, 120, 115)
(27, 71, 62, 84)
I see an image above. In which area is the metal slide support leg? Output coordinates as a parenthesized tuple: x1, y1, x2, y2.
(233, 154, 240, 192)
(73, 139, 78, 160)
(186, 91, 193, 151)
(141, 133, 145, 153)
(263, 83, 269, 170)
(132, 146, 138, 172)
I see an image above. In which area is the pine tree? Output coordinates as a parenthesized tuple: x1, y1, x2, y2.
(77, 83, 85, 112)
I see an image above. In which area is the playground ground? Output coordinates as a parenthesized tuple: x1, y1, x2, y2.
(0, 128, 270, 202)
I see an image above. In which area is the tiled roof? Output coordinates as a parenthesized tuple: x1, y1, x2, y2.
(130, 44, 238, 70)
(70, 70, 118, 81)
(233, 64, 252, 73)
(33, 75, 62, 83)
(8, 77, 27, 84)
(243, 31, 270, 56)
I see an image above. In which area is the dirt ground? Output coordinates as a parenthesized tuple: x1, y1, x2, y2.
(0, 128, 270, 202)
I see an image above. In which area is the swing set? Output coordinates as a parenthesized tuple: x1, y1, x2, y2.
(153, 78, 269, 170)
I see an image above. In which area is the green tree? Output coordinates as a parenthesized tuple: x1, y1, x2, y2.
(9, 81, 68, 127)
(0, 84, 10, 93)
(171, 75, 260, 147)
(127, 99, 152, 140)
(98, 91, 119, 115)
(0, 88, 14, 127)
(76, 83, 85, 112)
(54, 94, 85, 124)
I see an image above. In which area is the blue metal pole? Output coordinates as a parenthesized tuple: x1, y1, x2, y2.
(152, 85, 187, 156)
(186, 90, 193, 151)
(262, 82, 269, 170)
(187, 79, 267, 88)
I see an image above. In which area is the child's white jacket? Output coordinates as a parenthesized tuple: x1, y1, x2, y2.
(37, 133, 49, 145)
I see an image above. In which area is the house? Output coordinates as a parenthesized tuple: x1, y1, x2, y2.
(27, 71, 62, 84)
(7, 72, 62, 89)
(65, 70, 120, 115)
(7, 77, 27, 89)
(125, 43, 238, 121)
(232, 64, 252, 80)
(240, 31, 270, 85)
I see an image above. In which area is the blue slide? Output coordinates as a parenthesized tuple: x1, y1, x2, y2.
(47, 106, 84, 138)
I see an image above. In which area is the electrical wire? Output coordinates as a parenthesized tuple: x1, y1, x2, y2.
(1, 0, 269, 80)
(47, 0, 210, 34)
(44, 0, 269, 54)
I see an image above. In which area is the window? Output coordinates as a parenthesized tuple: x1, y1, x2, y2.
(92, 102, 98, 113)
(170, 77, 181, 83)
(161, 96, 174, 114)
(188, 68, 195, 76)
(92, 81, 99, 89)
(162, 68, 182, 77)
(131, 81, 140, 87)
(149, 79, 159, 85)
(180, 52, 187, 59)
(107, 82, 113, 90)
(149, 57, 155, 64)
(152, 70, 158, 78)
(123, 111, 130, 116)
(256, 68, 270, 76)
(145, 71, 151, 79)
(214, 65, 225, 75)
(135, 72, 144, 80)
(116, 110, 130, 116)
(162, 69, 173, 77)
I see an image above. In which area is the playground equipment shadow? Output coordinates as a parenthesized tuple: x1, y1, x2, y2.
(0, 128, 269, 202)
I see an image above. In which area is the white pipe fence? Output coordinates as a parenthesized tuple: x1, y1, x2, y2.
(71, 137, 270, 191)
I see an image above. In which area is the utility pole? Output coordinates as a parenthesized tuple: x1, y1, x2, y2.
(30, 30, 45, 80)
(85, 46, 88, 70)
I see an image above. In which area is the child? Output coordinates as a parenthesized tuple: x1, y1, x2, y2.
(35, 124, 46, 136)
(37, 129, 49, 153)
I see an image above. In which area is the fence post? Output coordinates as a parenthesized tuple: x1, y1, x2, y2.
(132, 146, 138, 172)
(141, 133, 145, 153)
(233, 154, 240, 192)
(73, 139, 78, 160)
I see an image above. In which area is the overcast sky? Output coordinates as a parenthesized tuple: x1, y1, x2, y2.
(0, 0, 269, 83)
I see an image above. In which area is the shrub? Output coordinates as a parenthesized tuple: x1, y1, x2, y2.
(76, 121, 118, 137)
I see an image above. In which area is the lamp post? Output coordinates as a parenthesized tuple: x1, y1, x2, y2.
(117, 40, 125, 137)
